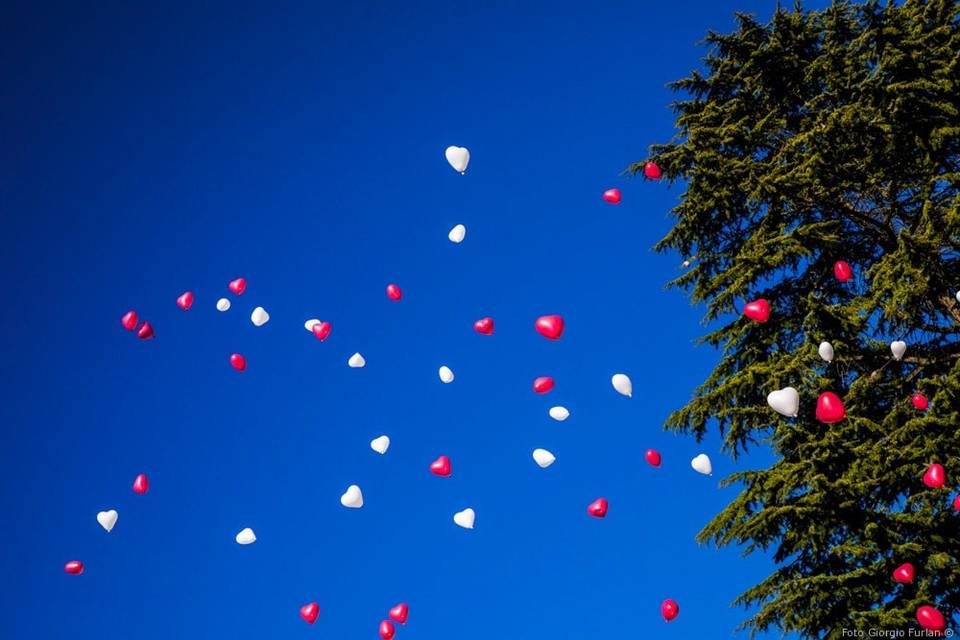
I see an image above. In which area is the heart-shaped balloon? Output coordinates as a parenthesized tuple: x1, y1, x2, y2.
(250, 306, 269, 327)
(818, 341, 835, 363)
(743, 299, 771, 323)
(429, 455, 452, 477)
(438, 365, 454, 383)
(891, 340, 907, 360)
(611, 373, 632, 397)
(645, 449, 662, 467)
(379, 620, 396, 640)
(923, 463, 945, 488)
(216, 298, 231, 312)
(767, 387, 800, 417)
(348, 352, 365, 368)
(389, 603, 409, 624)
(386, 284, 402, 301)
(235, 527, 256, 545)
(300, 602, 319, 624)
(448, 224, 466, 244)
(228, 278, 246, 295)
(691, 454, 712, 475)
(644, 162, 663, 180)
(132, 473, 149, 494)
(532, 448, 556, 468)
(892, 562, 914, 584)
(815, 392, 845, 423)
(121, 310, 138, 330)
(535, 315, 565, 339)
(549, 406, 570, 421)
(916, 605, 946, 633)
(312, 321, 332, 341)
(587, 497, 608, 518)
(954, 494, 960, 512)
(64, 560, 84, 575)
(533, 376, 554, 394)
(602, 188, 621, 205)
(340, 484, 363, 508)
(833, 260, 853, 282)
(453, 507, 475, 529)
(176, 291, 194, 310)
(97, 510, 118, 532)
(912, 393, 929, 410)
(445, 146, 470, 174)
(474, 317, 494, 335)
(661, 598, 680, 622)
(136, 322, 154, 340)
(370, 435, 390, 455)
(229, 353, 246, 371)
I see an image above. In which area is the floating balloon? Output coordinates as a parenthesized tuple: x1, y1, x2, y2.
(132, 473, 149, 495)
(661, 599, 679, 622)
(136, 322, 154, 340)
(448, 224, 466, 244)
(228, 278, 247, 295)
(833, 261, 853, 282)
(445, 146, 470, 174)
(64, 561, 84, 575)
(429, 455, 452, 477)
(340, 484, 363, 508)
(304, 319, 320, 332)
(386, 284, 402, 301)
(954, 494, 960, 512)
(370, 435, 390, 454)
(216, 298, 231, 312)
(815, 392, 845, 424)
(300, 602, 320, 624)
(176, 291, 194, 310)
(250, 306, 270, 327)
(229, 353, 247, 371)
(439, 365, 454, 383)
(453, 507, 475, 529)
(892, 562, 914, 584)
(389, 603, 409, 625)
(691, 453, 712, 475)
(532, 448, 556, 468)
(916, 605, 946, 633)
(121, 310, 138, 330)
(891, 340, 907, 361)
(312, 321, 332, 341)
(235, 527, 256, 545)
(767, 387, 800, 417)
(923, 463, 945, 489)
(535, 315, 565, 339)
(644, 162, 663, 180)
(743, 299, 771, 323)
(348, 352, 366, 368)
(533, 376, 555, 394)
(474, 317, 494, 335)
(645, 449, 662, 467)
(379, 620, 396, 640)
(587, 497, 608, 518)
(97, 510, 118, 532)
(912, 393, 929, 410)
(611, 373, 632, 397)
(818, 341, 834, 363)
(549, 406, 570, 421)
(602, 188, 622, 205)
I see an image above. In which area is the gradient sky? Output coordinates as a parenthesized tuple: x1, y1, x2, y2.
(0, 1, 821, 638)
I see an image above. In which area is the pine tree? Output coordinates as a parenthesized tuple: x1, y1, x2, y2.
(632, 1, 960, 636)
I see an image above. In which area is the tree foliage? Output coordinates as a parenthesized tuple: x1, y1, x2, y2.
(632, 0, 960, 636)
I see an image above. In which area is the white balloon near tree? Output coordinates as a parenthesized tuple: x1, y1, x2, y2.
(891, 340, 907, 361)
(691, 453, 713, 476)
(767, 387, 800, 417)
(818, 341, 834, 363)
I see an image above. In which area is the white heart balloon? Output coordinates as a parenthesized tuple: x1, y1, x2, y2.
(438, 365, 455, 383)
(97, 509, 118, 532)
(370, 435, 390, 455)
(767, 387, 800, 417)
(216, 298, 231, 312)
(548, 406, 570, 421)
(532, 448, 556, 468)
(250, 306, 270, 327)
(448, 224, 466, 244)
(348, 352, 366, 368)
(444, 146, 470, 174)
(891, 340, 907, 361)
(818, 341, 834, 363)
(691, 453, 713, 476)
(611, 373, 633, 397)
(453, 507, 475, 529)
(235, 527, 256, 545)
(340, 484, 363, 508)
(304, 318, 320, 332)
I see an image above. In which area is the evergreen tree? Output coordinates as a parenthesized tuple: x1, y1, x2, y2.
(633, 1, 960, 636)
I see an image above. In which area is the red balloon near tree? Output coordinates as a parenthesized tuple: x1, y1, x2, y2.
(833, 260, 853, 282)
(743, 299, 771, 323)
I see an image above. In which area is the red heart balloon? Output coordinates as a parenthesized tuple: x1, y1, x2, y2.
(743, 299, 771, 323)
(474, 317, 494, 335)
(300, 602, 319, 624)
(916, 605, 946, 633)
(176, 291, 194, 310)
(136, 322, 155, 340)
(121, 310, 138, 331)
(429, 455, 452, 477)
(644, 162, 663, 180)
(954, 494, 960, 512)
(535, 315, 565, 340)
(64, 560, 84, 575)
(892, 562, 915, 584)
(386, 284, 402, 301)
(587, 497, 608, 518)
(229, 353, 247, 372)
(533, 376, 555, 394)
(645, 449, 662, 467)
(833, 261, 853, 282)
(312, 321, 332, 342)
(228, 278, 246, 295)
(602, 188, 621, 205)
(379, 620, 396, 640)
(923, 463, 945, 488)
(912, 393, 929, 410)
(389, 603, 409, 625)
(661, 598, 679, 622)
(132, 473, 149, 495)
(816, 392, 846, 424)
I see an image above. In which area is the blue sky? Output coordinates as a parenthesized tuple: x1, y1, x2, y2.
(0, 1, 819, 638)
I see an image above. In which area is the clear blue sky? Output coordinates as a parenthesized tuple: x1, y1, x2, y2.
(0, 1, 819, 638)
